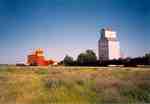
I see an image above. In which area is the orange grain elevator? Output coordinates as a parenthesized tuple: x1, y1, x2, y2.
(27, 48, 55, 66)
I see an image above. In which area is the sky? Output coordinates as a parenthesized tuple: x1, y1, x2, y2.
(0, 0, 149, 64)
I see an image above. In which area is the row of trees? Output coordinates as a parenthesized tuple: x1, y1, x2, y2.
(62, 50, 97, 66)
(61, 49, 150, 66)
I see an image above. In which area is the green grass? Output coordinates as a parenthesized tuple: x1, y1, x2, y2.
(0, 66, 150, 104)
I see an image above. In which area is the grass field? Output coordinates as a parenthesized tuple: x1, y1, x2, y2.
(0, 65, 150, 104)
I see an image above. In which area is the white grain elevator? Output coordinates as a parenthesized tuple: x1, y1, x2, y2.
(98, 28, 121, 60)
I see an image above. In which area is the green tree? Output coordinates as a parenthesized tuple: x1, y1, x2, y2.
(85, 49, 97, 64)
(145, 53, 150, 58)
(77, 53, 87, 65)
(77, 49, 97, 66)
(63, 55, 74, 66)
(144, 53, 150, 64)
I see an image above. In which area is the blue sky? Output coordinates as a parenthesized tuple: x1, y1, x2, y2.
(0, 0, 149, 64)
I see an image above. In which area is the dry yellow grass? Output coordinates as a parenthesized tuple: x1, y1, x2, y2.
(0, 66, 150, 104)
